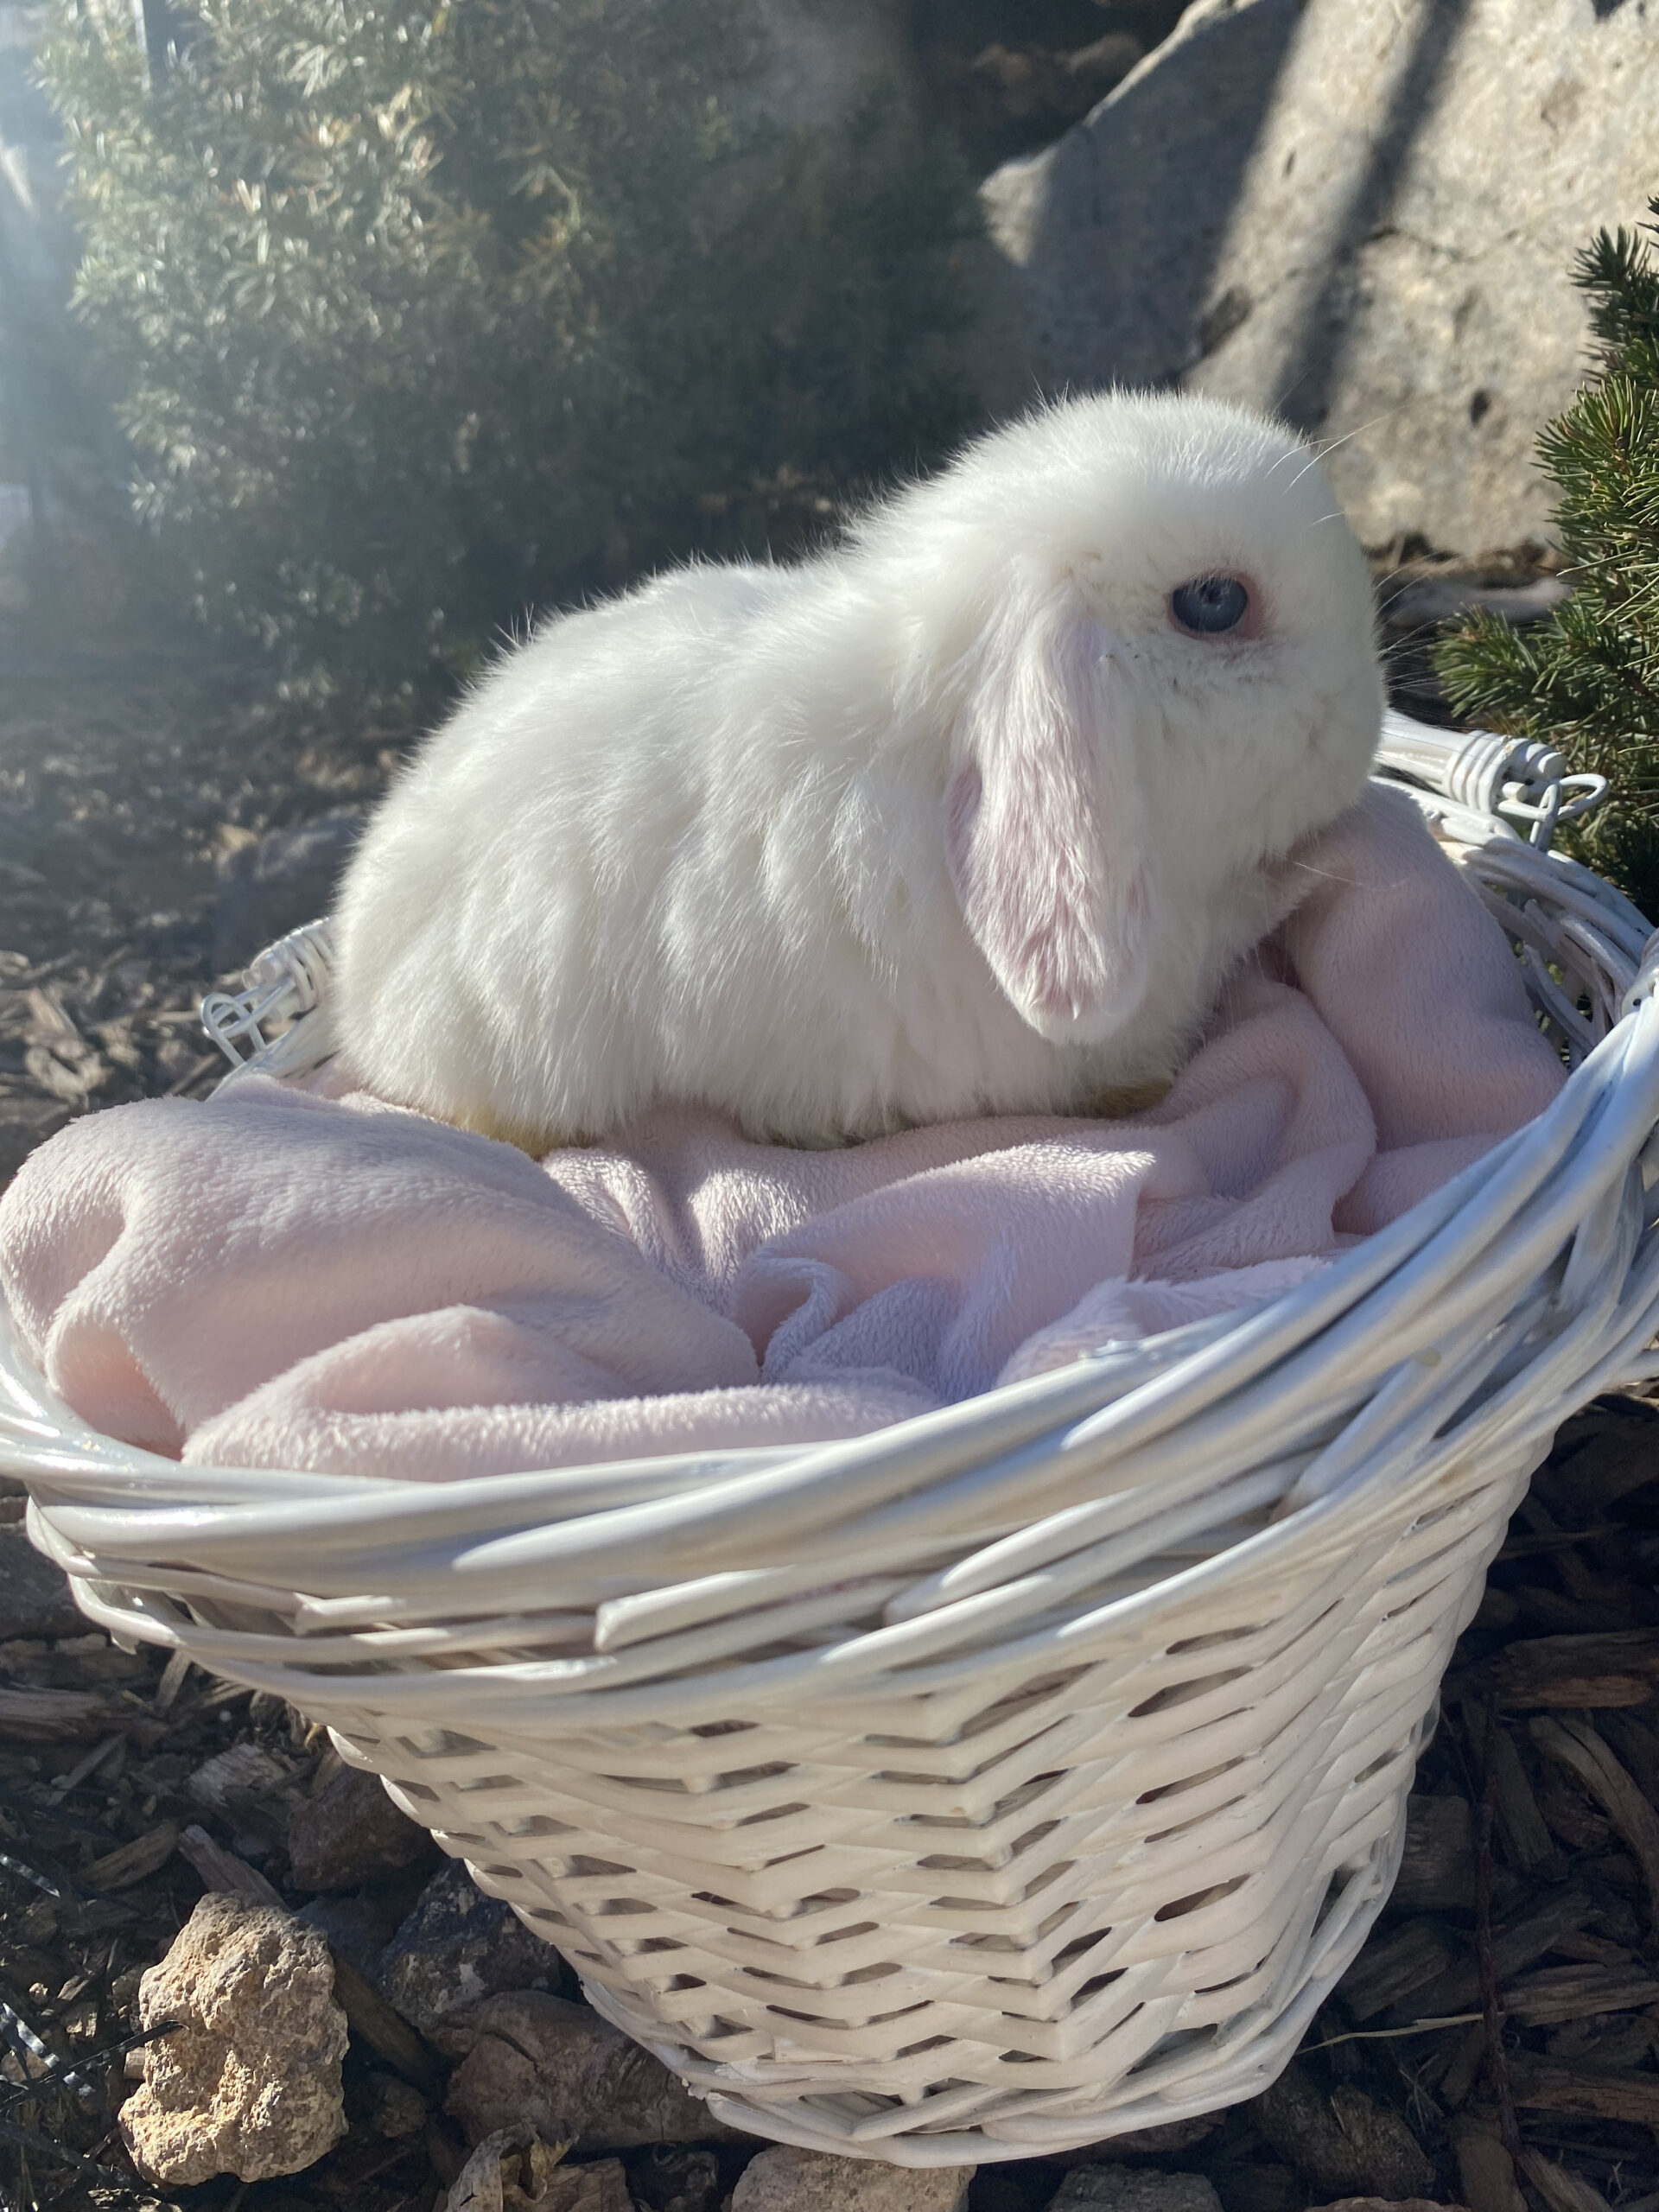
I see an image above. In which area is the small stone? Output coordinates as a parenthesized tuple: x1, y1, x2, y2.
(288, 1754, 437, 1891)
(441, 1990, 732, 2151)
(378, 1859, 561, 2035)
(729, 2145, 975, 2212)
(1252, 2062, 1435, 2198)
(445, 2127, 632, 2212)
(365, 2070, 429, 2140)
(110, 1961, 147, 2016)
(120, 1893, 349, 2185)
(0, 1521, 82, 1640)
(1049, 2171, 1222, 2212)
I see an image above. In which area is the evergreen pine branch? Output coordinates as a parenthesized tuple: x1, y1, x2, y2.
(1434, 190, 1659, 915)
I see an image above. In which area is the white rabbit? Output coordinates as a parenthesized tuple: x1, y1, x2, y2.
(332, 390, 1384, 1148)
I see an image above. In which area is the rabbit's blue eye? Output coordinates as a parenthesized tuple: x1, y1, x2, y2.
(1171, 575, 1249, 635)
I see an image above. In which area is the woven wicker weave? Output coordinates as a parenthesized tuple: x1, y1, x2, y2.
(6, 715, 1659, 2164)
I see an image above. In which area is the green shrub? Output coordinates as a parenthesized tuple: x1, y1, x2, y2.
(1434, 195, 1659, 918)
(41, 0, 976, 698)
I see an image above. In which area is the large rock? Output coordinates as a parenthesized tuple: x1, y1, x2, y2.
(729, 2145, 975, 2211)
(120, 1894, 349, 2185)
(974, 0, 1659, 552)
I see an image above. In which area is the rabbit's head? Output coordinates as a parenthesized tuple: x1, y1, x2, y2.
(872, 391, 1383, 1048)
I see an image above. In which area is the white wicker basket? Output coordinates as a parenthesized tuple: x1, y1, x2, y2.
(7, 715, 1659, 2165)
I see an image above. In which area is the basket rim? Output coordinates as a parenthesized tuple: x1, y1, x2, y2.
(4, 785, 1659, 1558)
(0, 1035, 1640, 1535)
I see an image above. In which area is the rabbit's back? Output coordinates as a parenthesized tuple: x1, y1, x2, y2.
(331, 562, 969, 1143)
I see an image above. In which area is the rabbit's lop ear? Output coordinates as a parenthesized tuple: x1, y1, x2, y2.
(945, 586, 1153, 1041)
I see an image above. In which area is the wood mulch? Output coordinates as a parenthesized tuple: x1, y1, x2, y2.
(0, 627, 405, 1189)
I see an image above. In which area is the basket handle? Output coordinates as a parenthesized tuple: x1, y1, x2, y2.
(1376, 709, 1608, 853)
(200, 918, 335, 1071)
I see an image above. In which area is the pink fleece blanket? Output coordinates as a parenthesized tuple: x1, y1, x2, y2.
(0, 786, 1566, 1481)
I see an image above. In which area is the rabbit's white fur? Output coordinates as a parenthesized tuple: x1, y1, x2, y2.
(333, 390, 1383, 1147)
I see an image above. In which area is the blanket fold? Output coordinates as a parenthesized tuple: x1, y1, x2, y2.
(0, 785, 1567, 1480)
